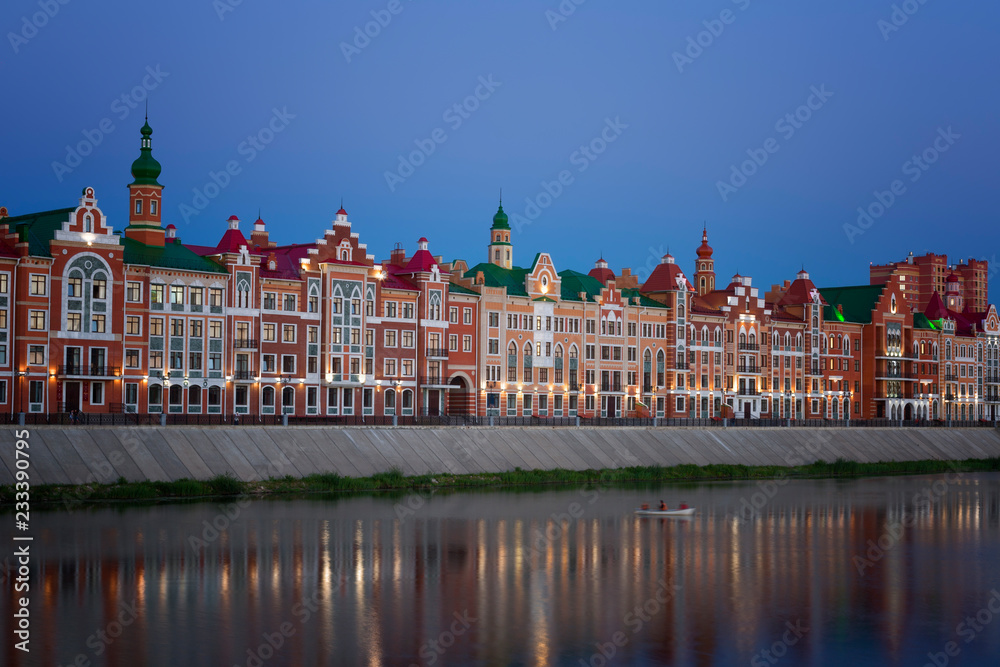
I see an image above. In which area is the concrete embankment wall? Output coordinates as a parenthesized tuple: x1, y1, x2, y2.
(4, 426, 1000, 486)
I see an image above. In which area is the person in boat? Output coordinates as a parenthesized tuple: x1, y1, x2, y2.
(641, 503, 649, 510)
(659, 500, 667, 511)
(679, 502, 689, 510)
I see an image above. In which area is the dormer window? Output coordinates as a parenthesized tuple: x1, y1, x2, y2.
(135, 200, 143, 215)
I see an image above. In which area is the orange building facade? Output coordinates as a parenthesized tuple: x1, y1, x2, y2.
(1, 123, 997, 422)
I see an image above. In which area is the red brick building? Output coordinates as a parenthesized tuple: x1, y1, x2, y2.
(1, 122, 997, 422)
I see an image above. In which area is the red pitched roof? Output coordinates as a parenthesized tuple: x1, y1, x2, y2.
(215, 228, 250, 253)
(588, 266, 615, 285)
(382, 263, 418, 291)
(642, 259, 693, 293)
(924, 291, 948, 320)
(777, 275, 825, 307)
(403, 248, 438, 273)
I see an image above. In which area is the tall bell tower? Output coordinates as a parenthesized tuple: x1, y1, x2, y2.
(488, 196, 512, 269)
(694, 226, 715, 297)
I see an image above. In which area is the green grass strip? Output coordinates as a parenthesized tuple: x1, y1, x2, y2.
(3, 457, 1000, 507)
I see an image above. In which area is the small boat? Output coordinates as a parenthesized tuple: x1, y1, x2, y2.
(634, 507, 696, 517)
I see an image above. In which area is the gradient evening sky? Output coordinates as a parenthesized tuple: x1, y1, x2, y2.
(2, 0, 998, 300)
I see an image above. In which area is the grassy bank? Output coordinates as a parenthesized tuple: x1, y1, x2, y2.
(4, 456, 1000, 507)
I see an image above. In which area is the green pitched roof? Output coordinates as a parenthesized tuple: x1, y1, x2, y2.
(7, 207, 74, 256)
(448, 282, 479, 295)
(620, 287, 670, 308)
(913, 312, 936, 330)
(122, 237, 228, 274)
(557, 270, 604, 302)
(819, 284, 885, 324)
(464, 262, 529, 296)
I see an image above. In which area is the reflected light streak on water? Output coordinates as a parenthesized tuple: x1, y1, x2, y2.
(3, 472, 1000, 666)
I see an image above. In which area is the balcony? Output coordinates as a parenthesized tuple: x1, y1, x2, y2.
(425, 347, 449, 359)
(985, 374, 1000, 384)
(735, 365, 760, 374)
(642, 383, 653, 393)
(809, 366, 822, 376)
(672, 361, 689, 371)
(569, 381, 580, 391)
(421, 375, 450, 387)
(233, 370, 255, 381)
(944, 374, 958, 382)
(738, 343, 760, 351)
(234, 338, 259, 349)
(326, 373, 365, 384)
(601, 382, 623, 393)
(59, 365, 120, 377)
(738, 388, 761, 396)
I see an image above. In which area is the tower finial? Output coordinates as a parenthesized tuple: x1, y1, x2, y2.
(499, 187, 502, 205)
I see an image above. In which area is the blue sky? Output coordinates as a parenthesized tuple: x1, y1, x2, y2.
(2, 0, 997, 299)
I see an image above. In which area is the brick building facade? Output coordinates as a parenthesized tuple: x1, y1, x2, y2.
(1, 123, 998, 421)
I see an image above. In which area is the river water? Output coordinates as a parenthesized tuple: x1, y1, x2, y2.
(4, 472, 1000, 666)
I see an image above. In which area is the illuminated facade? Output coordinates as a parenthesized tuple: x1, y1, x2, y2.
(1, 122, 997, 420)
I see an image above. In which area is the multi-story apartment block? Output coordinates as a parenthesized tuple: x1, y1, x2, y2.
(1, 122, 997, 422)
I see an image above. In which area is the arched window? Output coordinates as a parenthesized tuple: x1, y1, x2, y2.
(385, 388, 396, 413)
(784, 333, 791, 348)
(169, 385, 183, 406)
(715, 328, 722, 344)
(748, 333, 756, 347)
(282, 386, 295, 408)
(678, 304, 685, 319)
(84, 215, 92, 233)
(262, 386, 275, 407)
(739, 332, 747, 345)
(149, 385, 162, 405)
(208, 386, 221, 406)
(189, 385, 201, 406)
(402, 389, 413, 410)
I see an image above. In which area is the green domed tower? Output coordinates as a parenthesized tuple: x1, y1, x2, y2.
(125, 118, 166, 247)
(488, 195, 512, 269)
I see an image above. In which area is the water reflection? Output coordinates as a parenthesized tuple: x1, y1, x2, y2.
(4, 473, 1000, 666)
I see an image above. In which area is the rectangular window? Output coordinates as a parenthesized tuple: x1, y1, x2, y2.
(169, 287, 186, 306)
(449, 334, 458, 351)
(385, 358, 397, 376)
(332, 328, 342, 344)
(29, 345, 45, 366)
(150, 200, 158, 215)
(125, 349, 140, 368)
(351, 298, 361, 315)
(126, 316, 141, 336)
(385, 302, 397, 318)
(308, 326, 319, 344)
(402, 331, 414, 348)
(0, 310, 5, 329)
(135, 199, 143, 215)
(209, 320, 222, 338)
(91, 279, 107, 300)
(385, 330, 397, 347)
(149, 351, 163, 369)
(29, 310, 45, 330)
(127, 281, 142, 302)
(30, 274, 46, 296)
(263, 355, 275, 373)
(464, 335, 472, 352)
(209, 353, 222, 371)
(263, 323, 276, 342)
(488, 311, 499, 327)
(282, 355, 296, 373)
(464, 308, 472, 324)
(284, 294, 296, 311)
(67, 312, 82, 332)
(190, 320, 202, 338)
(402, 303, 414, 319)
(151, 285, 164, 304)
(0, 274, 7, 293)
(450, 307, 459, 323)
(309, 294, 319, 313)
(189, 353, 202, 370)
(171, 318, 184, 337)
(170, 351, 184, 370)
(264, 292, 276, 310)
(150, 318, 164, 336)
(283, 324, 296, 343)
(209, 288, 223, 307)
(402, 360, 413, 376)
(190, 288, 203, 307)
(67, 276, 82, 297)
